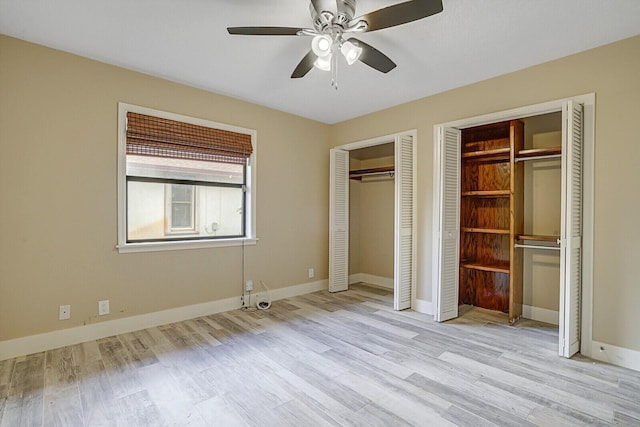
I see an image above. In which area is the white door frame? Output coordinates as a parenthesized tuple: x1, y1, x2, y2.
(431, 94, 595, 358)
(333, 129, 418, 309)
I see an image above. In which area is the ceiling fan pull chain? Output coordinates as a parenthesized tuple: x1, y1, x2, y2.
(331, 42, 339, 89)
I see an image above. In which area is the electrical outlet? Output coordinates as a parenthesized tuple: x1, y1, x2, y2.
(308, 268, 315, 279)
(59, 305, 71, 320)
(98, 300, 110, 316)
(245, 280, 253, 292)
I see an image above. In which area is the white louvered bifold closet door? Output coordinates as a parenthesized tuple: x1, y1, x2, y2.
(559, 101, 583, 357)
(394, 134, 416, 310)
(435, 127, 461, 322)
(330, 148, 349, 292)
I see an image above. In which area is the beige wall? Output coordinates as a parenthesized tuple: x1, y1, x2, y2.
(0, 36, 330, 341)
(331, 35, 640, 352)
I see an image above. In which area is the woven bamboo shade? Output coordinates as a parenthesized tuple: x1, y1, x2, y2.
(126, 112, 253, 165)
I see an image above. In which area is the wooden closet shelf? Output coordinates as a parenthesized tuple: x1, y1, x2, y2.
(516, 234, 560, 243)
(461, 147, 511, 160)
(462, 227, 510, 235)
(461, 262, 510, 274)
(461, 190, 510, 197)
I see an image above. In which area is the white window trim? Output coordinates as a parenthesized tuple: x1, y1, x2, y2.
(117, 102, 257, 253)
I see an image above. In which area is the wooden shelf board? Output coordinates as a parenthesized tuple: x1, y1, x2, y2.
(462, 227, 510, 235)
(461, 190, 510, 197)
(517, 234, 560, 242)
(461, 147, 510, 160)
(461, 262, 510, 274)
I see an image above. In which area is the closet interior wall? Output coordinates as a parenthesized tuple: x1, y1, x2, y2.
(521, 113, 562, 319)
(348, 144, 395, 285)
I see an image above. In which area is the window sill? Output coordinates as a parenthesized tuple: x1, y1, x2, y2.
(116, 237, 258, 253)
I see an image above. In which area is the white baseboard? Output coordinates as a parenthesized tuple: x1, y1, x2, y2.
(349, 273, 393, 289)
(413, 298, 434, 315)
(262, 279, 327, 301)
(523, 305, 559, 325)
(348, 273, 363, 285)
(590, 340, 640, 372)
(0, 279, 327, 361)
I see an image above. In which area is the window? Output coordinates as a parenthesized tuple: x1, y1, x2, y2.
(118, 104, 256, 252)
(168, 184, 195, 232)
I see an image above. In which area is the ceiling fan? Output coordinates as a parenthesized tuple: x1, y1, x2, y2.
(227, 0, 443, 87)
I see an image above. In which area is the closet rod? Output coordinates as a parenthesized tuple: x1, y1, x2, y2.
(514, 243, 560, 251)
(515, 154, 561, 162)
(350, 171, 395, 180)
(360, 171, 395, 177)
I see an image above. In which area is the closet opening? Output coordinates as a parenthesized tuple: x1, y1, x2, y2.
(432, 94, 594, 358)
(330, 131, 417, 311)
(458, 112, 562, 325)
(348, 143, 396, 305)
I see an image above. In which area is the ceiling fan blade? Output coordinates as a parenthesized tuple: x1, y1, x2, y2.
(349, 38, 396, 73)
(291, 50, 318, 79)
(355, 0, 443, 32)
(227, 27, 303, 36)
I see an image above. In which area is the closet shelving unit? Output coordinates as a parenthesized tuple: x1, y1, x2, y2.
(459, 120, 524, 323)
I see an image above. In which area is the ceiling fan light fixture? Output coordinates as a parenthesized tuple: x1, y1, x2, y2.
(313, 54, 332, 71)
(311, 34, 333, 57)
(340, 40, 362, 65)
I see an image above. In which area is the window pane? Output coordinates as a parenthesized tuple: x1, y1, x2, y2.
(127, 181, 165, 240)
(127, 180, 243, 241)
(171, 203, 192, 228)
(171, 184, 193, 203)
(199, 186, 244, 237)
(170, 184, 194, 229)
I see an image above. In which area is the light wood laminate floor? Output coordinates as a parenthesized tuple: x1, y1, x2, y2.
(1, 283, 639, 426)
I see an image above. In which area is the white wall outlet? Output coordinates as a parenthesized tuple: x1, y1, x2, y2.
(308, 268, 315, 279)
(59, 305, 70, 320)
(98, 300, 110, 316)
(245, 280, 253, 292)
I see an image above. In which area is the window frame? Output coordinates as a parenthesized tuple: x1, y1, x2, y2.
(117, 103, 257, 253)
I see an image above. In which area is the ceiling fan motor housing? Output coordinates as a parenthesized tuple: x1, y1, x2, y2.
(336, 0, 357, 27)
(310, 0, 357, 31)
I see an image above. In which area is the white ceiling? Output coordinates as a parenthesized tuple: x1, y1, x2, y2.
(2, 0, 640, 124)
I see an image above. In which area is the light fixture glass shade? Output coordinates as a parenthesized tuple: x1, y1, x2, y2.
(340, 40, 362, 65)
(313, 54, 332, 71)
(311, 35, 333, 57)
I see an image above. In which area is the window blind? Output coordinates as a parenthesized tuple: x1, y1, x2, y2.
(126, 112, 253, 165)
